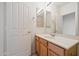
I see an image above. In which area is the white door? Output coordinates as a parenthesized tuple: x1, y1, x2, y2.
(0, 2, 4, 56)
(6, 2, 31, 56)
(23, 3, 32, 55)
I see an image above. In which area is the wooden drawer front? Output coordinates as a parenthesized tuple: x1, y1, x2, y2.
(40, 38, 47, 46)
(48, 42, 64, 56)
(48, 49, 57, 56)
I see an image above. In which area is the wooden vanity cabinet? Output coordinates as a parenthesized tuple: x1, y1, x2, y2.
(35, 35, 77, 56)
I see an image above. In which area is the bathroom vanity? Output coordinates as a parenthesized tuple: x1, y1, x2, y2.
(35, 33, 79, 56)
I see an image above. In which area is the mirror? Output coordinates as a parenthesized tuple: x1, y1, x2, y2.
(46, 11, 51, 28)
(62, 12, 75, 35)
(45, 10, 56, 33)
(36, 9, 44, 27)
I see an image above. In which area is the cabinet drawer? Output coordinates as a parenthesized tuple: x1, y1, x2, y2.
(48, 42, 64, 56)
(40, 38, 47, 46)
(48, 49, 57, 56)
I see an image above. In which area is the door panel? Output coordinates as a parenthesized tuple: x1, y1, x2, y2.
(6, 2, 31, 56)
(6, 2, 24, 56)
(23, 3, 31, 55)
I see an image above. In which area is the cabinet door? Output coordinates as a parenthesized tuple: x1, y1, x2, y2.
(77, 44, 79, 56)
(40, 43, 47, 56)
(48, 49, 57, 56)
(35, 39, 40, 55)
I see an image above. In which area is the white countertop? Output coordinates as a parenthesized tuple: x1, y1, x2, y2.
(36, 33, 79, 49)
